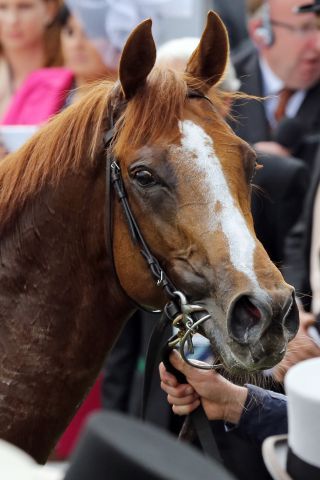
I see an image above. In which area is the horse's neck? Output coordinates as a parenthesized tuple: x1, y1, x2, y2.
(0, 166, 132, 351)
(0, 167, 134, 462)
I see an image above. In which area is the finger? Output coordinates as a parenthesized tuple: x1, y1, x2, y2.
(170, 350, 210, 370)
(172, 399, 201, 416)
(161, 381, 195, 398)
(167, 392, 199, 406)
(169, 350, 197, 376)
(159, 362, 178, 387)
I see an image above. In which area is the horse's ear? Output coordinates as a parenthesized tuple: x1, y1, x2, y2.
(119, 19, 156, 100)
(186, 11, 229, 92)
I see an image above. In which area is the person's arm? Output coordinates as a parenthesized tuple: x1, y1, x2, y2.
(160, 351, 288, 445)
(232, 384, 287, 445)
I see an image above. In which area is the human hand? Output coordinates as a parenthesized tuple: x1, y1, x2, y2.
(272, 310, 320, 383)
(254, 141, 290, 157)
(159, 351, 248, 424)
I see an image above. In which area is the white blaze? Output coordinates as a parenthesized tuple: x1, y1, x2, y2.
(176, 120, 259, 288)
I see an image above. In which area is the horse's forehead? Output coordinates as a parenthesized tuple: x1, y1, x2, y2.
(168, 119, 259, 288)
(168, 120, 232, 177)
(177, 119, 214, 159)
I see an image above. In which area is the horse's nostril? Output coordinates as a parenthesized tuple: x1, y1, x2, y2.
(244, 298, 261, 321)
(228, 295, 264, 345)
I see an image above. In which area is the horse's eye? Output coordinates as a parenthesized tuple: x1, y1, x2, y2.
(134, 170, 156, 187)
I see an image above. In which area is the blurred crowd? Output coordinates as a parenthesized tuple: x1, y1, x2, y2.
(1, 0, 320, 479)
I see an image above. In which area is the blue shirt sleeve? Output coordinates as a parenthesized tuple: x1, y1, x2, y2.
(225, 384, 288, 445)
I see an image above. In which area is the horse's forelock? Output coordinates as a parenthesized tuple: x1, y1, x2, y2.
(114, 67, 241, 158)
(114, 68, 194, 156)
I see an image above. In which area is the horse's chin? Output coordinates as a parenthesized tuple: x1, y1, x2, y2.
(214, 336, 287, 374)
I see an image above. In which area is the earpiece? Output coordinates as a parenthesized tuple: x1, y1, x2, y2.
(255, 1, 274, 47)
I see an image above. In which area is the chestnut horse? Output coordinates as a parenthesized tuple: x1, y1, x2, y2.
(0, 12, 298, 463)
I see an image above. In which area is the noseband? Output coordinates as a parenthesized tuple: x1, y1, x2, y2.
(104, 90, 222, 371)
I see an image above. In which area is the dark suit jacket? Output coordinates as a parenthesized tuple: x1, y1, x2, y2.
(284, 146, 320, 309)
(232, 44, 320, 171)
(252, 153, 309, 266)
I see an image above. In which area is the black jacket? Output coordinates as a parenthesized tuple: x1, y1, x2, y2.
(252, 153, 309, 266)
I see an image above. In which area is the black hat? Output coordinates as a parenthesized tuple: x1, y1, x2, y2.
(64, 411, 236, 480)
(295, 0, 320, 13)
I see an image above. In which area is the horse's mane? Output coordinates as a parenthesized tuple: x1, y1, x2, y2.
(0, 68, 233, 230)
(0, 81, 113, 229)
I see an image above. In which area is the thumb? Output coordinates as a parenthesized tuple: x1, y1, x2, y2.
(170, 350, 212, 374)
(169, 350, 190, 376)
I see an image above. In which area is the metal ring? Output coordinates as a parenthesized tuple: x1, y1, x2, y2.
(179, 316, 223, 371)
(170, 291, 223, 371)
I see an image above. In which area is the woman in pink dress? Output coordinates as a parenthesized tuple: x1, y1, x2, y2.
(0, 0, 73, 158)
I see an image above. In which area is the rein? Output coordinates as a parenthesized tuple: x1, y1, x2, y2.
(103, 90, 224, 463)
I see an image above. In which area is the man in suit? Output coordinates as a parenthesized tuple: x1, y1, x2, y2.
(232, 0, 320, 171)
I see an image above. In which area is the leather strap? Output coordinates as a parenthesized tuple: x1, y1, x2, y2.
(142, 306, 223, 464)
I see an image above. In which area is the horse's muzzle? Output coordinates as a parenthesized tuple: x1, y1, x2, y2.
(227, 291, 299, 346)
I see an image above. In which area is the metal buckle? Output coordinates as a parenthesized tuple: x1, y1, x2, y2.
(110, 160, 120, 173)
(156, 270, 165, 287)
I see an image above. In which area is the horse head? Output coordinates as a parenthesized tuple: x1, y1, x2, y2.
(111, 12, 299, 373)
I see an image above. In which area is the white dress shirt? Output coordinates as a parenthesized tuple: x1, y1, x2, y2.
(259, 57, 306, 129)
